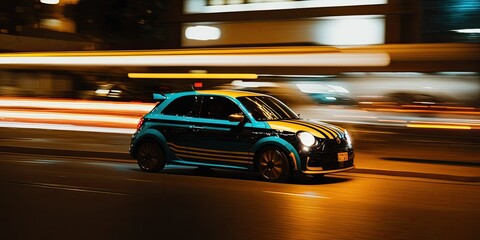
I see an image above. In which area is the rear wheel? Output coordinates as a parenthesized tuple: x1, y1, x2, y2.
(257, 146, 291, 182)
(136, 140, 166, 172)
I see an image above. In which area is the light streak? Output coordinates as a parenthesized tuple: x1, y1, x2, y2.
(406, 124, 472, 130)
(0, 53, 391, 67)
(0, 110, 139, 125)
(264, 191, 329, 199)
(0, 121, 135, 134)
(128, 73, 258, 79)
(452, 28, 480, 34)
(0, 99, 154, 112)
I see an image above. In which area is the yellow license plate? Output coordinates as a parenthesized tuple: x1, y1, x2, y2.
(337, 152, 349, 162)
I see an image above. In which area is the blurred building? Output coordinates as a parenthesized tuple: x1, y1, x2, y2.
(0, 0, 93, 51)
(0, 0, 176, 51)
(0, 0, 478, 51)
(179, 0, 479, 47)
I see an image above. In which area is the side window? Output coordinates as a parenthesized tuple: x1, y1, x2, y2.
(162, 96, 196, 116)
(200, 96, 242, 120)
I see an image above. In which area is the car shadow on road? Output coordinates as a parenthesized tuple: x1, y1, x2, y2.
(132, 165, 352, 185)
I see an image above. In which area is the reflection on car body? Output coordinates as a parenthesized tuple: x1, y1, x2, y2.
(129, 90, 354, 182)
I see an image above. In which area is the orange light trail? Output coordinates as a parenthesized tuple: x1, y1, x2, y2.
(406, 124, 472, 130)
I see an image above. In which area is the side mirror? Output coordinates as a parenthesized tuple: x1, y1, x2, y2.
(228, 113, 244, 122)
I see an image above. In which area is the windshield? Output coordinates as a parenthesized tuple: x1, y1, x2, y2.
(238, 96, 299, 121)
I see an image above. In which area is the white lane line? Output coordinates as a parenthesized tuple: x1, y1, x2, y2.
(263, 191, 329, 199)
(11, 181, 130, 196)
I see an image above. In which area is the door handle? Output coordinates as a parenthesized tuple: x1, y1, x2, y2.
(191, 125, 203, 132)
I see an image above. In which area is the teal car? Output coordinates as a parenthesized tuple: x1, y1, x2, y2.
(129, 90, 354, 182)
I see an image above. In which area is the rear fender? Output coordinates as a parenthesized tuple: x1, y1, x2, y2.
(132, 129, 173, 160)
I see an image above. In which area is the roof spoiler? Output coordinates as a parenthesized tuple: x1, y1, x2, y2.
(153, 93, 166, 100)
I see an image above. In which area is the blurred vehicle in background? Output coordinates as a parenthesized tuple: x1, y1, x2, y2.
(295, 82, 357, 106)
(87, 82, 176, 102)
(90, 83, 148, 102)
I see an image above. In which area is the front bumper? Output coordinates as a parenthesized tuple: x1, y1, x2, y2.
(298, 138, 355, 174)
(302, 165, 355, 174)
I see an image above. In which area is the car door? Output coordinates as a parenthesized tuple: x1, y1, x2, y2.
(184, 95, 255, 169)
(157, 95, 199, 159)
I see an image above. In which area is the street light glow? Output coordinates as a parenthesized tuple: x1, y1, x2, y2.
(185, 26, 221, 41)
(452, 28, 480, 34)
(40, 0, 60, 4)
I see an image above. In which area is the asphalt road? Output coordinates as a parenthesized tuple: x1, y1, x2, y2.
(0, 152, 479, 240)
(0, 125, 479, 240)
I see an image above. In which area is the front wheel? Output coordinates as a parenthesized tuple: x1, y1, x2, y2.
(257, 147, 291, 182)
(136, 140, 166, 172)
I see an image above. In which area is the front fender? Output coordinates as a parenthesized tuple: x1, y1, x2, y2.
(253, 136, 301, 171)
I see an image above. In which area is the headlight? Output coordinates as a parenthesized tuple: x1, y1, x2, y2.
(296, 131, 316, 147)
(344, 129, 352, 147)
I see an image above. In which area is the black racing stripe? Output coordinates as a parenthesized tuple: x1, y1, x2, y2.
(186, 151, 251, 161)
(284, 119, 340, 139)
(180, 152, 251, 163)
(187, 150, 251, 159)
(168, 143, 252, 157)
(280, 120, 329, 139)
(321, 122, 344, 137)
(298, 120, 340, 137)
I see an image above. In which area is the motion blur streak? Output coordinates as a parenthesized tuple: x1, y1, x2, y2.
(128, 73, 259, 79)
(0, 53, 390, 67)
(0, 121, 134, 134)
(364, 108, 480, 115)
(0, 46, 341, 57)
(0, 110, 139, 125)
(407, 124, 472, 130)
(263, 191, 329, 199)
(0, 98, 154, 112)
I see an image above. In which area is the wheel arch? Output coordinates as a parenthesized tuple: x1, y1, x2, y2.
(252, 136, 300, 171)
(131, 129, 170, 159)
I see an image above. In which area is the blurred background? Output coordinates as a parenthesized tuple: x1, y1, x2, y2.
(0, 0, 478, 131)
(0, 1, 479, 239)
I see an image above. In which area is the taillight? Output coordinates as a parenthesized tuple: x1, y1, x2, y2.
(136, 117, 144, 131)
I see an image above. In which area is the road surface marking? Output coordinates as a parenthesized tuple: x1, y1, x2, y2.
(264, 191, 329, 199)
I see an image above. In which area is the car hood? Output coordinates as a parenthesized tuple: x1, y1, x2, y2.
(267, 119, 344, 139)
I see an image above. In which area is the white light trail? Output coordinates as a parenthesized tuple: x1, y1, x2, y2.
(0, 110, 139, 125)
(0, 53, 391, 67)
(264, 191, 329, 199)
(0, 121, 135, 134)
(0, 99, 154, 112)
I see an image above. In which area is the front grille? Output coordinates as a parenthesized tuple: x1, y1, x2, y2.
(308, 138, 353, 170)
(321, 138, 349, 152)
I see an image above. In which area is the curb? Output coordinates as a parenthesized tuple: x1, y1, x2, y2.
(1, 145, 478, 183)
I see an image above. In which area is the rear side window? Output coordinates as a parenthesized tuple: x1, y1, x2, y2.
(162, 96, 196, 116)
(200, 96, 242, 120)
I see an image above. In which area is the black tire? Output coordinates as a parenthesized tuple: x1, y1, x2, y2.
(256, 146, 291, 182)
(136, 140, 166, 172)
